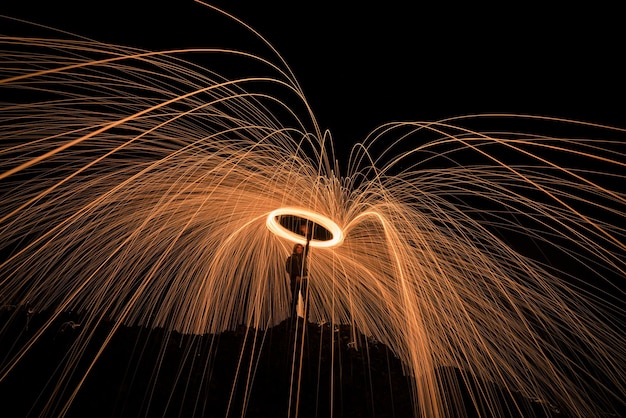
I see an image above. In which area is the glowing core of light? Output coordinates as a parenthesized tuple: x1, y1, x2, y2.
(266, 207, 344, 248)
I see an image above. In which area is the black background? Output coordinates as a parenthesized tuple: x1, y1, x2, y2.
(1, 2, 624, 417)
(2, 0, 624, 148)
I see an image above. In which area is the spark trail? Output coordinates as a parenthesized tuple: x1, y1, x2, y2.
(1, 5, 625, 418)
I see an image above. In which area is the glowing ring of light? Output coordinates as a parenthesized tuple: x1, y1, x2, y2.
(266, 207, 344, 248)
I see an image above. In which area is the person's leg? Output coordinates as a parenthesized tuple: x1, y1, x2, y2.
(289, 278, 298, 320)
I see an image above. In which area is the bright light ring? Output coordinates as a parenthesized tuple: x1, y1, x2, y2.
(266, 207, 344, 248)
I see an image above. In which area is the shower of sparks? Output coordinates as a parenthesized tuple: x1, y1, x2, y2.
(1, 6, 625, 418)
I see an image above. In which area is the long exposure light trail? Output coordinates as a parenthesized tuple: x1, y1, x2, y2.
(0, 4, 625, 418)
(266, 207, 344, 247)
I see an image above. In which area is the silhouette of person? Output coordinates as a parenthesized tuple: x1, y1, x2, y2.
(286, 242, 308, 321)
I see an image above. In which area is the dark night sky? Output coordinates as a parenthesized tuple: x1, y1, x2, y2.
(1, 1, 624, 294)
(1, 0, 624, 150)
(1, 3, 625, 416)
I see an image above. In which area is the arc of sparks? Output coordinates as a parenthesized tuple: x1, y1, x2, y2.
(266, 207, 344, 248)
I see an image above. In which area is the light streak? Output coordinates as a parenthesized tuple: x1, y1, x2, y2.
(0, 5, 625, 418)
(266, 207, 344, 248)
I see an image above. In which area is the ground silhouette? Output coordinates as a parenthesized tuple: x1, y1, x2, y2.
(1, 307, 567, 417)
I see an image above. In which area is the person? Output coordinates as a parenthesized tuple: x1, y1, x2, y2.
(285, 242, 308, 320)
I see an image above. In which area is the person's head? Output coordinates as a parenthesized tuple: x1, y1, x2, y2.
(299, 223, 309, 235)
(292, 243, 304, 254)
